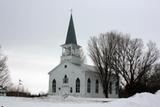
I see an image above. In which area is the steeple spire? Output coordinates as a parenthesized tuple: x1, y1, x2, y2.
(65, 13, 77, 45)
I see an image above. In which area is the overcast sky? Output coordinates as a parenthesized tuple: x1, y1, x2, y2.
(0, 0, 160, 94)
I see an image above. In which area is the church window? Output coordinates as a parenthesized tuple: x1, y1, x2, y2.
(52, 79, 56, 93)
(87, 78, 91, 93)
(95, 80, 99, 93)
(63, 75, 68, 84)
(76, 78, 80, 93)
(109, 82, 112, 94)
(116, 81, 119, 94)
(70, 87, 72, 93)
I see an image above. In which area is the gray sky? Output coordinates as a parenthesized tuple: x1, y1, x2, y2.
(0, 0, 160, 94)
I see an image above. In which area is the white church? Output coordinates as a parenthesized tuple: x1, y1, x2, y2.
(48, 14, 119, 98)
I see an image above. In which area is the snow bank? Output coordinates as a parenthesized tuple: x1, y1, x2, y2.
(0, 91, 160, 107)
(107, 91, 160, 107)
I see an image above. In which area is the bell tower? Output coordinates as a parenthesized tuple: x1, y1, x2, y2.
(61, 13, 81, 65)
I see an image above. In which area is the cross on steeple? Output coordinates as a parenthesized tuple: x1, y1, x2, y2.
(70, 9, 73, 13)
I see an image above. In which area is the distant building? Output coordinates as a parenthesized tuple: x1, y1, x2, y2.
(0, 85, 7, 96)
(48, 13, 119, 98)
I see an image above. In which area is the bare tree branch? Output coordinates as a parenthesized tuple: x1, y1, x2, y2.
(0, 46, 11, 88)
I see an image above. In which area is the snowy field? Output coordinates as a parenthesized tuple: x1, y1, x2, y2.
(0, 91, 160, 107)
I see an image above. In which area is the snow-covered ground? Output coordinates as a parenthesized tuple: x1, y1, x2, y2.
(0, 91, 160, 107)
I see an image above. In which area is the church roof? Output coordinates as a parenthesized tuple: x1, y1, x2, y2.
(48, 61, 97, 75)
(81, 64, 97, 73)
(65, 14, 77, 45)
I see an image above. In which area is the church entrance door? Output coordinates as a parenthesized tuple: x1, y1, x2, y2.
(62, 85, 69, 96)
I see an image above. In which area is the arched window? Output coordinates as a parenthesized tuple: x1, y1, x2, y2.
(52, 79, 56, 93)
(109, 82, 112, 94)
(63, 75, 68, 84)
(70, 87, 72, 93)
(76, 78, 80, 93)
(116, 81, 119, 94)
(87, 78, 91, 93)
(95, 80, 99, 93)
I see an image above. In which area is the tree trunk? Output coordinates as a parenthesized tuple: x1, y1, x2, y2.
(103, 88, 108, 98)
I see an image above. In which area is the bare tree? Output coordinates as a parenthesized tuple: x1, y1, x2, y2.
(112, 36, 159, 96)
(88, 32, 119, 98)
(150, 63, 160, 83)
(88, 31, 159, 97)
(0, 46, 11, 88)
(146, 63, 160, 93)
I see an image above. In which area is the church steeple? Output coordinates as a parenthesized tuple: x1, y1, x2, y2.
(65, 13, 77, 45)
(61, 13, 81, 65)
